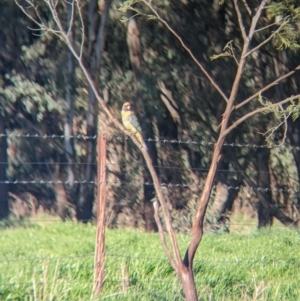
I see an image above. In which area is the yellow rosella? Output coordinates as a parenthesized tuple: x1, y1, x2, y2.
(121, 102, 147, 149)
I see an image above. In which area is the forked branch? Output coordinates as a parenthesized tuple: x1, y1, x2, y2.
(244, 21, 288, 58)
(15, 0, 182, 267)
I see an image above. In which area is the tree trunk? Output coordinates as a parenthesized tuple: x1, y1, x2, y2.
(76, 85, 97, 221)
(144, 168, 158, 232)
(0, 115, 9, 219)
(76, 0, 111, 221)
(64, 0, 76, 208)
(232, 153, 296, 227)
(257, 149, 273, 228)
(126, 11, 158, 231)
(178, 267, 198, 301)
(211, 157, 240, 226)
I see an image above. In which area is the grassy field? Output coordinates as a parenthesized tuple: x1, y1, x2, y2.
(0, 220, 299, 301)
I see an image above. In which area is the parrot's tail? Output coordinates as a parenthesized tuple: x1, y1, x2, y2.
(142, 141, 148, 150)
(135, 132, 147, 150)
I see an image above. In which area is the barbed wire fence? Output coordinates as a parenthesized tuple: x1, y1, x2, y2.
(1, 132, 300, 298)
(3, 131, 300, 149)
(2, 131, 300, 148)
(2, 132, 300, 221)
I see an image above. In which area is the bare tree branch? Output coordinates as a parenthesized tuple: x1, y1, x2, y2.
(233, 0, 247, 41)
(244, 22, 287, 58)
(17, 2, 48, 31)
(228, 1, 266, 107)
(141, 0, 229, 104)
(185, 1, 267, 279)
(264, 104, 291, 146)
(228, 41, 239, 66)
(48, 0, 65, 33)
(76, 2, 85, 60)
(242, 0, 252, 16)
(235, 65, 300, 110)
(248, 1, 266, 39)
(67, 0, 74, 36)
(223, 94, 300, 137)
(153, 201, 177, 270)
(254, 22, 277, 33)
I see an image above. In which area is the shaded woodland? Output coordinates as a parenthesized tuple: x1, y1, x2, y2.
(1, 0, 300, 231)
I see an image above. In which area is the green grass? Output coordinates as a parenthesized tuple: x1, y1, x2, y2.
(0, 222, 299, 300)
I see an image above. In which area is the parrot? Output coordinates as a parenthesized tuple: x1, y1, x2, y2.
(121, 102, 147, 149)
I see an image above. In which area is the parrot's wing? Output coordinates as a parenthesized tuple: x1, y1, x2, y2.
(129, 114, 142, 132)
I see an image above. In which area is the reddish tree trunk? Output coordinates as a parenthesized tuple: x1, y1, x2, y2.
(178, 267, 198, 301)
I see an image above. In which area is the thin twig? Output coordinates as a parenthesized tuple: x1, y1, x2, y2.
(228, 41, 239, 66)
(233, 0, 247, 41)
(248, 1, 266, 40)
(264, 104, 292, 146)
(279, 104, 290, 146)
(244, 22, 287, 58)
(48, 0, 66, 35)
(67, 0, 74, 37)
(223, 94, 300, 137)
(224, 1, 266, 110)
(242, 0, 252, 16)
(16, 1, 46, 31)
(254, 22, 277, 33)
(142, 0, 229, 103)
(235, 65, 300, 110)
(75, 0, 85, 60)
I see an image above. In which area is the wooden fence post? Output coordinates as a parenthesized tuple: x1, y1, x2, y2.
(93, 135, 107, 295)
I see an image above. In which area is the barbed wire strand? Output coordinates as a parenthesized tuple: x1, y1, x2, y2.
(3, 160, 300, 177)
(2, 133, 300, 150)
(2, 179, 300, 194)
